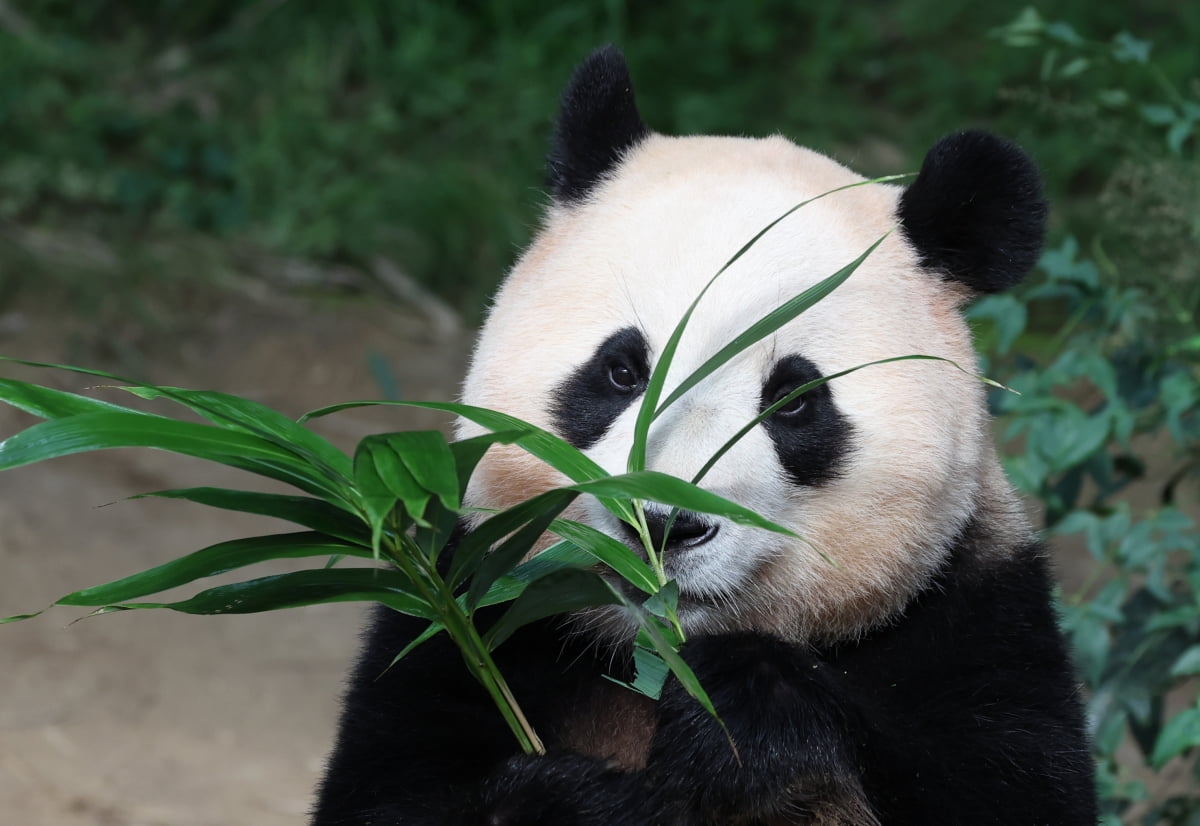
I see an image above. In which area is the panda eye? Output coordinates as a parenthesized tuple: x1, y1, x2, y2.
(772, 389, 808, 417)
(607, 362, 640, 392)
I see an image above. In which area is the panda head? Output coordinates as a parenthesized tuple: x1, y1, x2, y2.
(458, 46, 1045, 643)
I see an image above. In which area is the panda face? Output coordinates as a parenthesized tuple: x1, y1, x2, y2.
(461, 134, 991, 641)
(458, 49, 1044, 643)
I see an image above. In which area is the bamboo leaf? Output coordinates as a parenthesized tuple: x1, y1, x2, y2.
(381, 620, 447, 675)
(413, 499, 460, 561)
(57, 532, 371, 606)
(605, 643, 672, 700)
(0, 357, 353, 488)
(0, 412, 349, 502)
(356, 435, 431, 524)
(549, 518, 658, 594)
(447, 430, 528, 491)
(447, 489, 577, 590)
(568, 472, 796, 537)
(484, 569, 623, 649)
(637, 613, 725, 734)
(304, 401, 606, 483)
(0, 377, 151, 420)
(136, 488, 370, 545)
(466, 492, 578, 609)
(119, 386, 354, 481)
(658, 233, 888, 415)
(300, 400, 634, 524)
(382, 431, 460, 511)
(353, 446, 403, 554)
(100, 568, 436, 619)
(627, 179, 909, 474)
(477, 540, 596, 607)
(0, 610, 46, 624)
(694, 354, 949, 485)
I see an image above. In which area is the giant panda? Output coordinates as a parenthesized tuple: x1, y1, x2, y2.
(312, 46, 1097, 825)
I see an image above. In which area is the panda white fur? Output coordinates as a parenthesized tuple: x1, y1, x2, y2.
(313, 47, 1096, 825)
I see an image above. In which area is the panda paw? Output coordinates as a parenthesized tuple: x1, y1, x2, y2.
(475, 752, 647, 826)
(647, 632, 859, 816)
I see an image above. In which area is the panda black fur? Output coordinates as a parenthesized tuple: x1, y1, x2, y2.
(312, 46, 1097, 825)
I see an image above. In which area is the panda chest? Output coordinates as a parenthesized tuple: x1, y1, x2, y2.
(556, 680, 658, 770)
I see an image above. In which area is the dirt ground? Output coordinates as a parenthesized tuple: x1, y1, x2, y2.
(0, 290, 470, 826)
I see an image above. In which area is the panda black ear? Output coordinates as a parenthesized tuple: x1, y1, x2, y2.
(547, 45, 650, 204)
(897, 131, 1047, 294)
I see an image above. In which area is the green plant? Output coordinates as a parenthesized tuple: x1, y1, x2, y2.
(990, 7, 1200, 344)
(981, 14, 1200, 819)
(6, 2, 1195, 323)
(971, 237, 1200, 824)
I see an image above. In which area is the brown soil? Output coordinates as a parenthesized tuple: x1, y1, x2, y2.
(0, 289, 469, 826)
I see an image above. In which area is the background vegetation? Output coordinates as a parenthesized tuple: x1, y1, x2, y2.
(0, 2, 1197, 823)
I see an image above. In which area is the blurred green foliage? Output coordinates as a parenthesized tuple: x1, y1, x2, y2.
(974, 10, 1199, 822)
(1, 0, 1196, 315)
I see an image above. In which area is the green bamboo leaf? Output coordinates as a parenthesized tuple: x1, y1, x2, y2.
(629, 281, 711, 474)
(569, 472, 796, 537)
(628, 644, 672, 699)
(458, 541, 593, 609)
(0, 610, 46, 624)
(643, 579, 680, 622)
(549, 518, 658, 594)
(353, 447, 403, 555)
(482, 540, 595, 603)
(57, 532, 370, 606)
(0, 412, 349, 502)
(694, 354, 950, 485)
(136, 488, 370, 545)
(120, 386, 353, 479)
(627, 178, 909, 474)
(467, 493, 578, 609)
(101, 568, 436, 619)
(381, 620, 446, 675)
(637, 612, 722, 725)
(657, 233, 888, 415)
(356, 435, 431, 524)
(448, 489, 578, 590)
(299, 400, 634, 525)
(303, 400, 605, 483)
(447, 430, 529, 491)
(0, 377, 150, 419)
(0, 357, 353, 486)
(413, 499, 460, 561)
(484, 568, 623, 649)
(381, 431, 460, 511)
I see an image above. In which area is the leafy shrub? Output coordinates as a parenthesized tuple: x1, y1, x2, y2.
(3, 2, 1195, 315)
(980, 10, 1199, 822)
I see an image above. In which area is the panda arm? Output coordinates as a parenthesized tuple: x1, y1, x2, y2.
(839, 541, 1097, 824)
(643, 541, 1095, 824)
(311, 605, 517, 824)
(643, 630, 875, 822)
(311, 606, 653, 826)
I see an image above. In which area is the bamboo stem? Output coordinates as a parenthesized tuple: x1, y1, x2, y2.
(392, 532, 545, 755)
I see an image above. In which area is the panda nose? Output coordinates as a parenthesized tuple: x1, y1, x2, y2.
(636, 509, 719, 553)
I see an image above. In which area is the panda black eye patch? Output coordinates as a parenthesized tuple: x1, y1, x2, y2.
(551, 327, 649, 450)
(760, 354, 853, 486)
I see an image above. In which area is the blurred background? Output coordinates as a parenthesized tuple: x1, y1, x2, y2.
(0, 2, 1197, 824)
